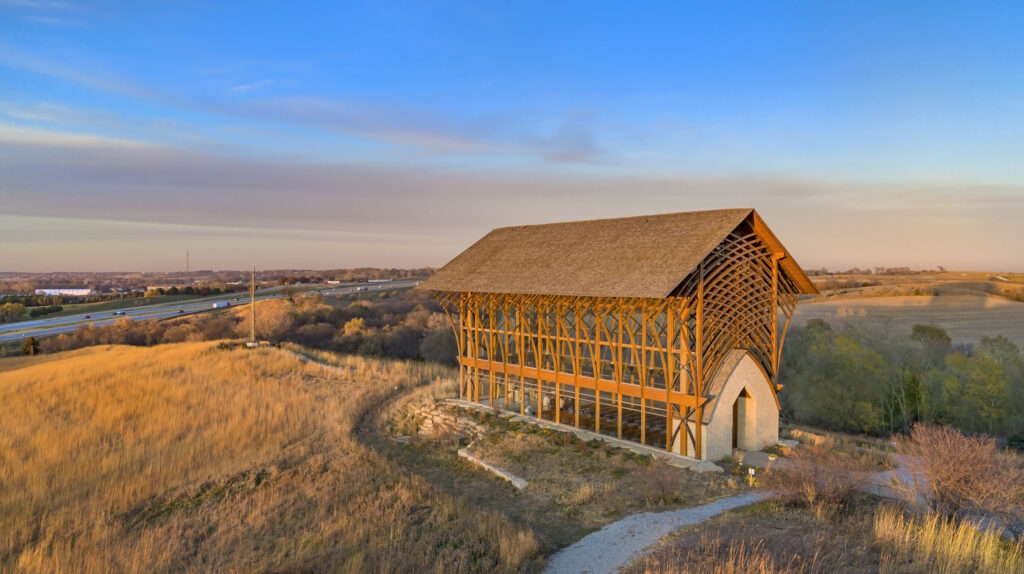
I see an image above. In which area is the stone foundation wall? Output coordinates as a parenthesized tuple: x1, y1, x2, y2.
(399, 401, 489, 441)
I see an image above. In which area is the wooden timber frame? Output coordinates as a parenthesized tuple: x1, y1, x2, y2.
(431, 222, 803, 460)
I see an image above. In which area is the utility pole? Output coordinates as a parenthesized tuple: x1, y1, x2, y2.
(249, 266, 257, 345)
(186, 249, 190, 274)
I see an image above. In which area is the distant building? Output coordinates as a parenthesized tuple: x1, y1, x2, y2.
(418, 209, 816, 461)
(35, 288, 94, 296)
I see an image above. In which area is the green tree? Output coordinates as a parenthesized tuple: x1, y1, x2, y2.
(910, 324, 952, 367)
(933, 352, 1015, 436)
(780, 325, 889, 434)
(0, 302, 26, 323)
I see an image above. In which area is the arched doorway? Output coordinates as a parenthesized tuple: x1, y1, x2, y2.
(732, 388, 752, 450)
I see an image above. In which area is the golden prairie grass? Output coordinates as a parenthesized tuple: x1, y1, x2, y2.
(873, 505, 1024, 574)
(0, 342, 543, 573)
(633, 534, 804, 574)
(628, 495, 1024, 574)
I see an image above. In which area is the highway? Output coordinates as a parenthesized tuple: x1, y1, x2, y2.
(0, 281, 419, 345)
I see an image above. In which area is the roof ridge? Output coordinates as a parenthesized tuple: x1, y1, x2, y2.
(490, 207, 753, 232)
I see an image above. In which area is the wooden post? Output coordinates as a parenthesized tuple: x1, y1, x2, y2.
(694, 261, 705, 460)
(458, 294, 466, 400)
(488, 298, 496, 405)
(616, 307, 624, 438)
(666, 302, 675, 452)
(594, 307, 602, 434)
(640, 307, 647, 446)
(537, 300, 543, 419)
(473, 296, 480, 404)
(502, 300, 510, 411)
(518, 303, 525, 416)
(555, 300, 562, 424)
(574, 301, 581, 428)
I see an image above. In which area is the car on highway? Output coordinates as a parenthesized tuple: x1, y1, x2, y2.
(83, 315, 91, 319)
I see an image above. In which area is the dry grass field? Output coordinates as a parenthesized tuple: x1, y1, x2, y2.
(376, 403, 738, 548)
(0, 343, 543, 573)
(792, 295, 1024, 346)
(810, 270, 1024, 300)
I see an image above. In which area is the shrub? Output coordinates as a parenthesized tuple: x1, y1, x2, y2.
(895, 424, 1024, 539)
(769, 440, 877, 508)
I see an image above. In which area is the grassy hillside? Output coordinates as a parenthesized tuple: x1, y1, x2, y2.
(0, 343, 542, 573)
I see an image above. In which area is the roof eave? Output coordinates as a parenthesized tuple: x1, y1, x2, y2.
(749, 210, 818, 295)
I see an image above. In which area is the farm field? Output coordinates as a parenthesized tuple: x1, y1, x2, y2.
(792, 295, 1024, 347)
(809, 271, 1024, 299)
(0, 343, 543, 573)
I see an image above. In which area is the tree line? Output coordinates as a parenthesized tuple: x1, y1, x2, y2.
(779, 320, 1024, 446)
(28, 289, 457, 366)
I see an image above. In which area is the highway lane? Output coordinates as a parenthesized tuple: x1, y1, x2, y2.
(0, 281, 418, 345)
(0, 284, 365, 335)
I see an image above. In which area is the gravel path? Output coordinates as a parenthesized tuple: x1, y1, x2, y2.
(543, 490, 772, 574)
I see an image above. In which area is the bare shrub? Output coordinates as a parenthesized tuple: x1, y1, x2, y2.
(634, 459, 700, 505)
(162, 323, 199, 343)
(196, 316, 238, 340)
(895, 424, 1024, 538)
(769, 440, 877, 507)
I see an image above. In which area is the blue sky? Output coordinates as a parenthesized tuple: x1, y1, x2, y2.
(1, 1, 1022, 271)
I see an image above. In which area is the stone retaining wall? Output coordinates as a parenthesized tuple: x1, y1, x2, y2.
(402, 401, 489, 441)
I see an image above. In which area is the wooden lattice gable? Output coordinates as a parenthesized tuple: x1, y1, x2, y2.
(671, 210, 809, 387)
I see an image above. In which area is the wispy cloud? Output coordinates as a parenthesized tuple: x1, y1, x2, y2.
(0, 46, 618, 158)
(3, 124, 1022, 272)
(236, 96, 490, 152)
(0, 48, 495, 153)
(0, 120, 149, 148)
(535, 116, 604, 163)
(23, 15, 75, 25)
(0, 0, 76, 8)
(229, 79, 274, 93)
(0, 45, 153, 99)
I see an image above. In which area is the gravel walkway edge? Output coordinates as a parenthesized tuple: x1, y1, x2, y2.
(543, 490, 773, 574)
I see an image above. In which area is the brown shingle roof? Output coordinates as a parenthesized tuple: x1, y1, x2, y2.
(418, 208, 815, 298)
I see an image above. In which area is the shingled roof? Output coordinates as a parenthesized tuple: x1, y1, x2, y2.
(418, 208, 816, 299)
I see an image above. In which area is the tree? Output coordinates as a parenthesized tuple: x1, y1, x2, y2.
(21, 336, 39, 356)
(235, 300, 294, 342)
(420, 328, 458, 365)
(344, 317, 365, 335)
(280, 286, 298, 301)
(910, 324, 952, 364)
(931, 351, 1016, 436)
(0, 302, 26, 323)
